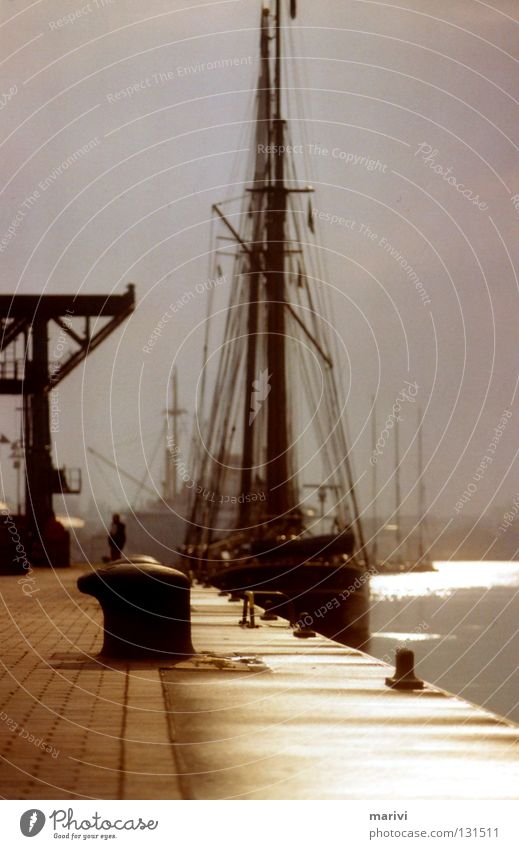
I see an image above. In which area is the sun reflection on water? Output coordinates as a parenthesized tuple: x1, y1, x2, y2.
(371, 560, 519, 601)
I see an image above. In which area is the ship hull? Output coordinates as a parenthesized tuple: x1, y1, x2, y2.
(209, 560, 370, 649)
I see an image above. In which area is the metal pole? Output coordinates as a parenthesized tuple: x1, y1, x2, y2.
(395, 415, 401, 554)
(26, 319, 54, 535)
(417, 407, 425, 562)
(372, 396, 378, 564)
(275, 0, 282, 121)
(172, 369, 178, 500)
(16, 454, 21, 515)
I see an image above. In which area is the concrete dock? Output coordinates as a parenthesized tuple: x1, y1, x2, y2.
(0, 566, 518, 800)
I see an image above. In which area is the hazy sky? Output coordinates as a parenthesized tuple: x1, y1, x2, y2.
(1, 0, 519, 542)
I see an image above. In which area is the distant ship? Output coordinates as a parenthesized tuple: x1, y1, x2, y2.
(371, 402, 435, 574)
(88, 369, 187, 565)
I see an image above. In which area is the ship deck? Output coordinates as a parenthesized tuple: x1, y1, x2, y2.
(0, 566, 518, 800)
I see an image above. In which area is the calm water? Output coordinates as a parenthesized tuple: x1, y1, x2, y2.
(369, 561, 519, 724)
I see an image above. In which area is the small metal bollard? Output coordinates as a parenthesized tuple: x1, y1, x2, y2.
(239, 595, 248, 625)
(260, 600, 278, 621)
(239, 591, 259, 628)
(228, 592, 241, 602)
(385, 648, 424, 690)
(77, 560, 194, 659)
(293, 612, 316, 639)
(253, 590, 293, 624)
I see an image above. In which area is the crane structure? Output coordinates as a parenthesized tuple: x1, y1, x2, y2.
(0, 285, 135, 568)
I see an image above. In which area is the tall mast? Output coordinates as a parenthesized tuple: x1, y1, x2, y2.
(394, 416, 401, 556)
(239, 7, 270, 522)
(274, 0, 282, 122)
(417, 407, 425, 562)
(264, 0, 293, 519)
(371, 397, 378, 564)
(164, 368, 185, 502)
(171, 370, 179, 500)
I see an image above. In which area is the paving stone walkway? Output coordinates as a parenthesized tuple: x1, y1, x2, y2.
(0, 567, 181, 800)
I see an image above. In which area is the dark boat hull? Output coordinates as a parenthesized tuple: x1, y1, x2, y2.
(209, 560, 370, 649)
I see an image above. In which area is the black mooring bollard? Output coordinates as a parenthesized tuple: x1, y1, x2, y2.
(77, 560, 194, 659)
(293, 612, 316, 639)
(385, 648, 424, 690)
(260, 601, 278, 621)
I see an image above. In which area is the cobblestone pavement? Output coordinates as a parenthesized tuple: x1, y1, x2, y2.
(0, 566, 181, 800)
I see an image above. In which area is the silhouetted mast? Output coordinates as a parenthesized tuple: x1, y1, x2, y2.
(395, 416, 402, 555)
(372, 397, 378, 564)
(239, 8, 270, 522)
(164, 368, 185, 502)
(264, 0, 292, 519)
(417, 407, 425, 563)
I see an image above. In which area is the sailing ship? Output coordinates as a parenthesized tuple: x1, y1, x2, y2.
(181, 0, 370, 647)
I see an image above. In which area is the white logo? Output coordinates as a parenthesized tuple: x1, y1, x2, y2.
(249, 369, 272, 425)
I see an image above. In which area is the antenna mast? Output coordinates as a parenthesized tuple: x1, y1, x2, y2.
(417, 407, 425, 563)
(372, 397, 378, 565)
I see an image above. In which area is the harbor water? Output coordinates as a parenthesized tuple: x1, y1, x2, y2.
(370, 561, 519, 724)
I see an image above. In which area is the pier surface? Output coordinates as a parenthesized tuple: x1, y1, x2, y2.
(0, 566, 518, 800)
